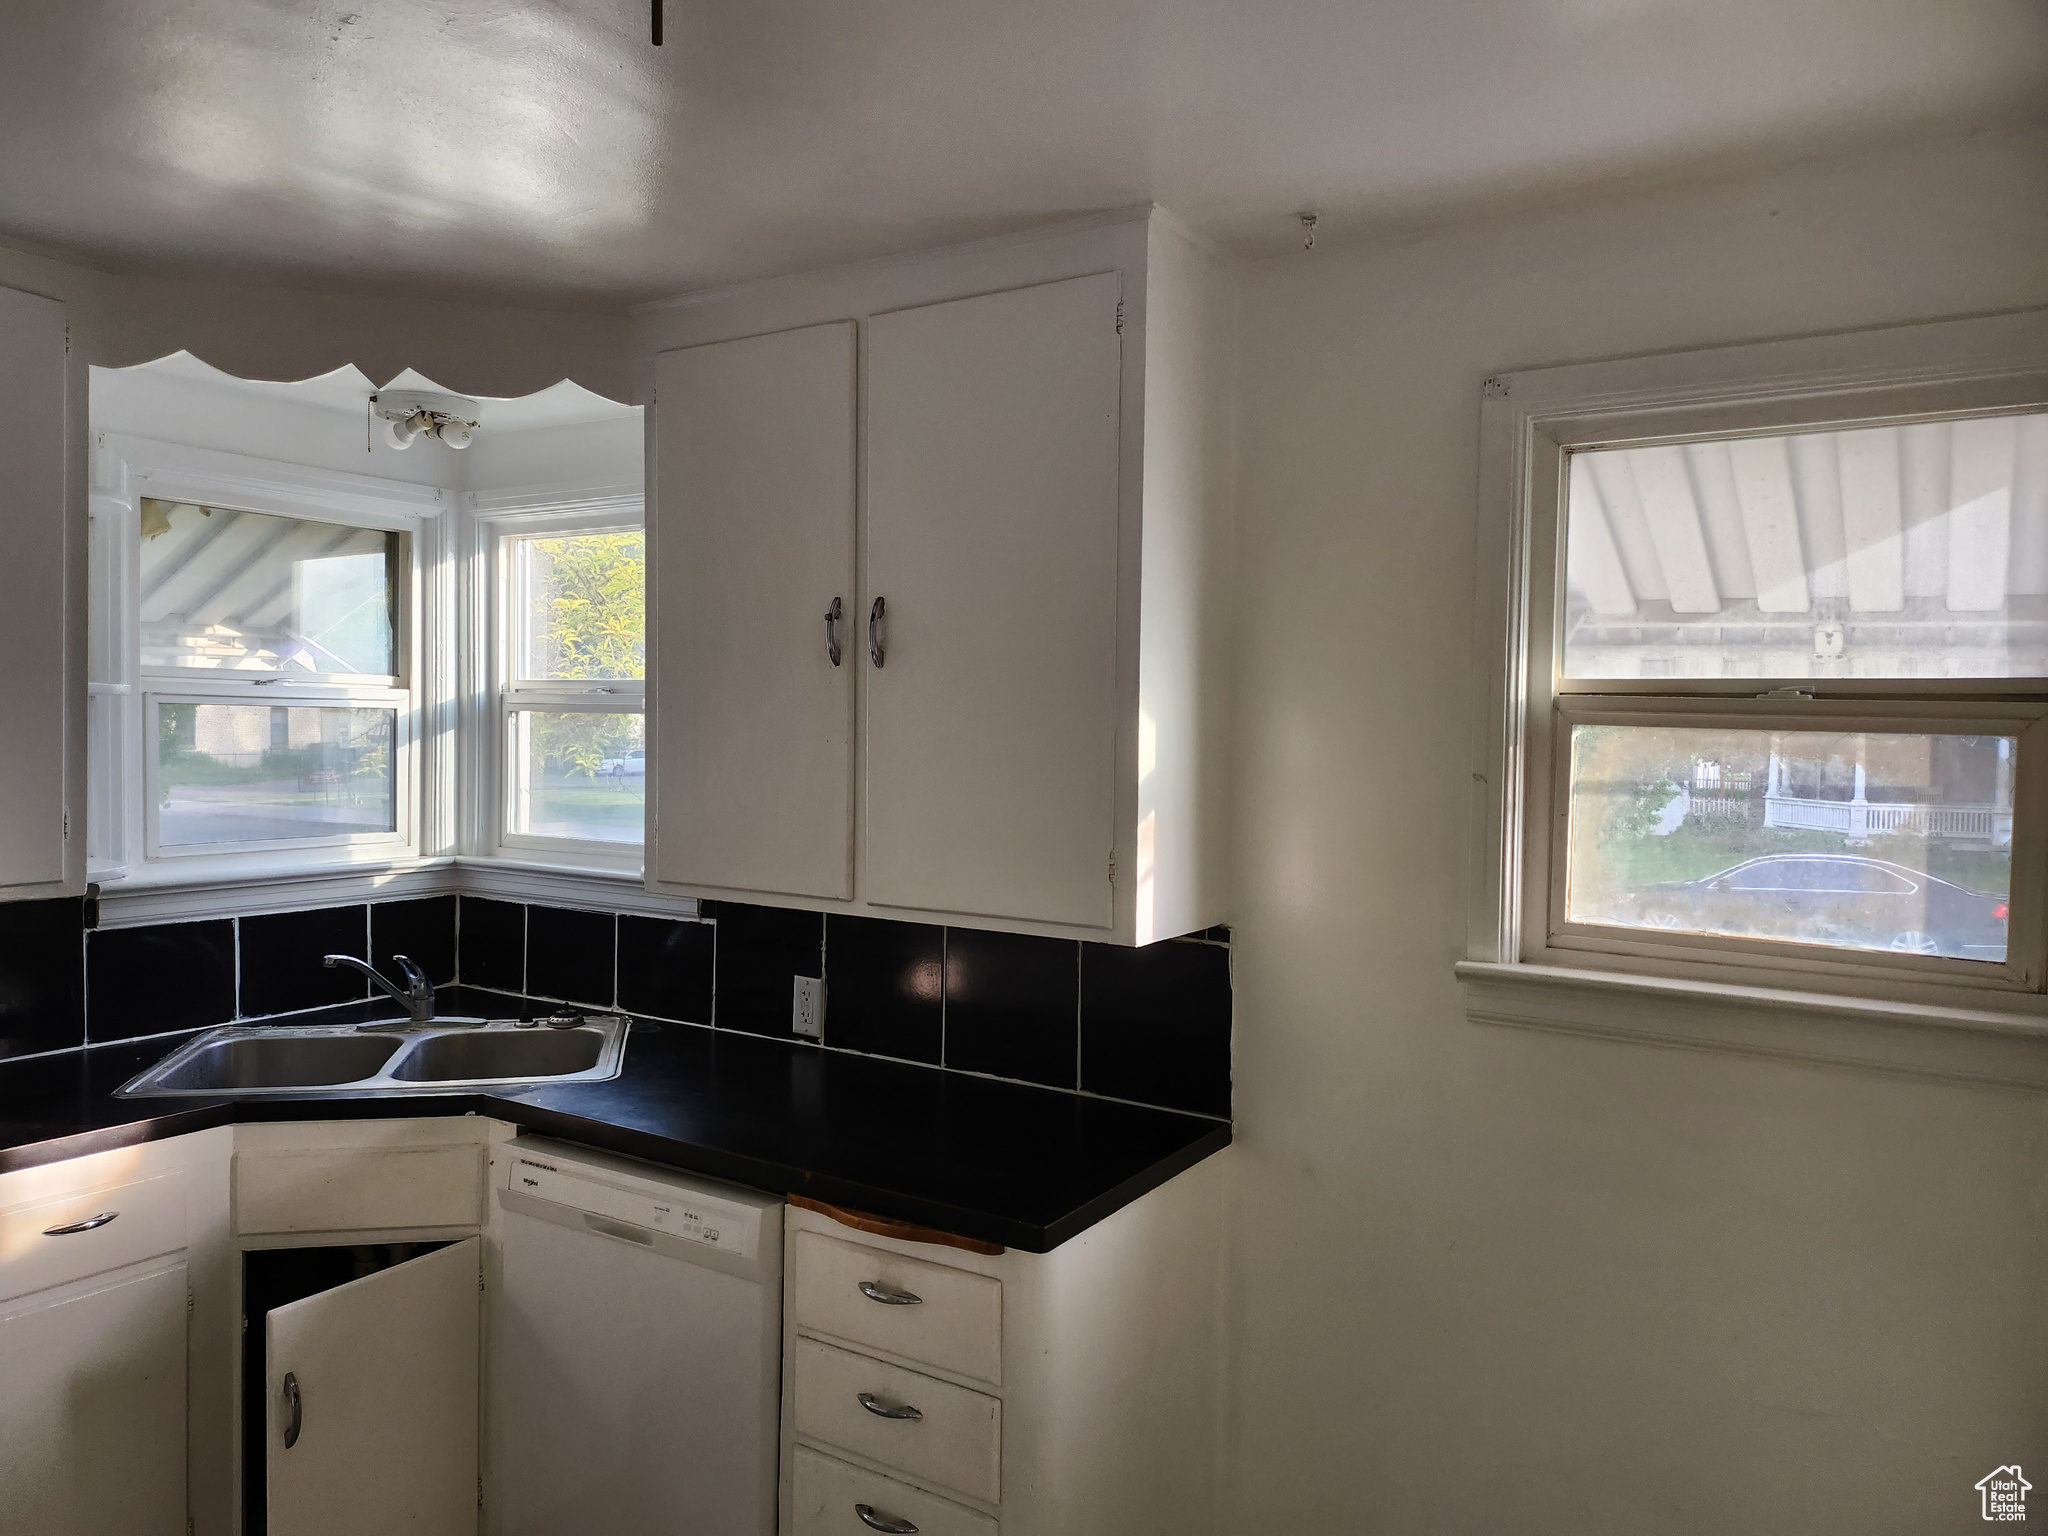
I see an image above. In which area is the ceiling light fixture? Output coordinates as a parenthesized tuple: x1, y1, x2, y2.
(370, 390, 482, 451)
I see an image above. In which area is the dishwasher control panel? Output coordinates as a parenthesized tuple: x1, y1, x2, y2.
(502, 1147, 764, 1259)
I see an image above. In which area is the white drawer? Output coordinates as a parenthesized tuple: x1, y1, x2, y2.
(235, 1145, 482, 1234)
(0, 1172, 188, 1304)
(792, 1445, 997, 1536)
(793, 1230, 1003, 1384)
(793, 1337, 1001, 1505)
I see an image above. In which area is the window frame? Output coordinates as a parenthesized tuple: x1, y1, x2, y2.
(89, 434, 443, 887)
(1469, 309, 2048, 1017)
(475, 501, 646, 870)
(141, 683, 415, 861)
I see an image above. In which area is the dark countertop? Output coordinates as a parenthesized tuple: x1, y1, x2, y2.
(0, 991, 1230, 1252)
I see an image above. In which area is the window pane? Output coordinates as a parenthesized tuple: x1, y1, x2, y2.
(511, 530, 645, 681)
(507, 710, 644, 844)
(157, 704, 395, 846)
(1565, 724, 2013, 961)
(1562, 411, 2048, 680)
(139, 499, 398, 675)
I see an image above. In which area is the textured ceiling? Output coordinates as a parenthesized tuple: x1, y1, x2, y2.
(0, 0, 2042, 308)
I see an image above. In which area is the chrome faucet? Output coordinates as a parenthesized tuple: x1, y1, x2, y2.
(324, 954, 435, 1025)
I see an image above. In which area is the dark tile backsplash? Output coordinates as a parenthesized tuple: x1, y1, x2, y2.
(823, 915, 943, 1065)
(1081, 938, 1233, 1117)
(942, 927, 1080, 1089)
(0, 896, 87, 1060)
(617, 915, 715, 1025)
(239, 906, 370, 1017)
(7, 887, 1231, 1119)
(526, 905, 617, 1007)
(87, 918, 235, 1042)
(458, 897, 526, 993)
(372, 896, 457, 987)
(708, 902, 825, 1040)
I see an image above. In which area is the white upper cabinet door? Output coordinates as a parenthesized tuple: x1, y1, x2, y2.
(0, 285, 72, 897)
(653, 322, 858, 900)
(864, 273, 1123, 927)
(267, 1237, 480, 1536)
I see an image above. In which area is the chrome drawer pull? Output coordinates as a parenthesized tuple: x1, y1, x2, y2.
(42, 1211, 118, 1236)
(282, 1372, 302, 1449)
(868, 595, 886, 668)
(855, 1505, 918, 1534)
(857, 1391, 923, 1421)
(825, 596, 845, 666)
(858, 1279, 923, 1306)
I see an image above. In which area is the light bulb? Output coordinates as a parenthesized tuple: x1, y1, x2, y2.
(436, 418, 475, 450)
(384, 415, 418, 450)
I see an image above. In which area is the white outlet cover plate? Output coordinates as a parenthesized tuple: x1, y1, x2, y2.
(792, 976, 823, 1038)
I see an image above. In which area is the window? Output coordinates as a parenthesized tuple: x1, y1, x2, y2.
(133, 498, 413, 862)
(492, 523, 645, 856)
(1473, 313, 2048, 1009)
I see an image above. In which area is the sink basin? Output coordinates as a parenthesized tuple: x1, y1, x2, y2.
(116, 1017, 630, 1098)
(143, 1032, 404, 1091)
(388, 1027, 606, 1083)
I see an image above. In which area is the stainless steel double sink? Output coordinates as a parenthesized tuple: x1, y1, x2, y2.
(116, 1015, 630, 1098)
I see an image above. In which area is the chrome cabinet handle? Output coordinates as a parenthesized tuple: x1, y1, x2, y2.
(858, 1279, 923, 1306)
(825, 596, 844, 666)
(857, 1391, 922, 1421)
(855, 1505, 918, 1534)
(868, 595, 886, 668)
(42, 1211, 118, 1236)
(282, 1372, 302, 1449)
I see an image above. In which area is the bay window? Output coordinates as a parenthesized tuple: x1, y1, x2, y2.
(488, 520, 646, 860)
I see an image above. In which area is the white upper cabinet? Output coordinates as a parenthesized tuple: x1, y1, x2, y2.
(642, 211, 1236, 943)
(0, 284, 77, 898)
(652, 321, 858, 901)
(865, 273, 1123, 927)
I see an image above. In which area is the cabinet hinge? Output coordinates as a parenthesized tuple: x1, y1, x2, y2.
(477, 1476, 485, 1509)
(186, 1286, 195, 1317)
(1114, 300, 1124, 335)
(64, 324, 72, 357)
(1108, 849, 1117, 887)
(61, 809, 69, 841)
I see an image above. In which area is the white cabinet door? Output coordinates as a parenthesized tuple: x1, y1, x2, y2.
(864, 273, 1123, 927)
(0, 284, 72, 896)
(0, 1262, 189, 1536)
(652, 322, 858, 899)
(266, 1237, 479, 1536)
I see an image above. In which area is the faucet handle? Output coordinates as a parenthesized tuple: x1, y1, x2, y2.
(389, 954, 428, 991)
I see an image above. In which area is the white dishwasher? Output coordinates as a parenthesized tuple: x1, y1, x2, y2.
(489, 1136, 783, 1535)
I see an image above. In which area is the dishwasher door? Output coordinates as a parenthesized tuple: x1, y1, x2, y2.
(489, 1137, 784, 1536)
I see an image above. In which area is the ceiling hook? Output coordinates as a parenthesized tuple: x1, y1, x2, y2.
(1299, 211, 1318, 251)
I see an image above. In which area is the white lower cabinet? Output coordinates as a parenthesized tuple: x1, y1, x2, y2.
(264, 1238, 481, 1536)
(0, 1261, 190, 1536)
(791, 1445, 997, 1536)
(793, 1336, 1002, 1504)
(780, 1158, 1228, 1536)
(0, 1143, 213, 1536)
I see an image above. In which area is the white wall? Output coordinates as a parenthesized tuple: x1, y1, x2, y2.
(0, 243, 630, 400)
(1224, 124, 2048, 1534)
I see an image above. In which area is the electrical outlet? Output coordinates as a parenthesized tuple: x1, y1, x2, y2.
(792, 975, 824, 1039)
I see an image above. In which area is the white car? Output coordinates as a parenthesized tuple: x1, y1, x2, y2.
(600, 748, 646, 779)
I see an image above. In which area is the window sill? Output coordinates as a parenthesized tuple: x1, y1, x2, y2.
(93, 855, 695, 929)
(1456, 960, 2048, 1092)
(453, 857, 696, 919)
